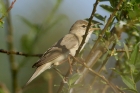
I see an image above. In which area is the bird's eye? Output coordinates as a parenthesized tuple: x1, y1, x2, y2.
(82, 25, 86, 28)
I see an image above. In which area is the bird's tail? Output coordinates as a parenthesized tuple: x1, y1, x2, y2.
(25, 62, 52, 86)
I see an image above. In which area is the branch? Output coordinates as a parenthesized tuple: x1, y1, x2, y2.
(0, 0, 16, 20)
(4, 0, 17, 92)
(0, 48, 139, 58)
(75, 0, 100, 56)
(115, 49, 140, 52)
(86, 0, 124, 61)
(0, 49, 42, 57)
(56, 0, 100, 93)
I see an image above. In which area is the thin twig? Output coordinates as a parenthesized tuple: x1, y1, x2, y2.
(0, 0, 16, 20)
(47, 73, 53, 93)
(75, 0, 100, 56)
(0, 48, 139, 58)
(0, 49, 42, 57)
(115, 49, 140, 52)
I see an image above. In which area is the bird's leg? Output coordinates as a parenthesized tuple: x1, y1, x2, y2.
(68, 55, 73, 74)
(69, 54, 84, 65)
(68, 54, 80, 73)
(67, 54, 84, 74)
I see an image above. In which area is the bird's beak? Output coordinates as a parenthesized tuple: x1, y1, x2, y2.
(89, 25, 100, 32)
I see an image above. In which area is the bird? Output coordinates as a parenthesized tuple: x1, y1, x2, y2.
(26, 20, 95, 85)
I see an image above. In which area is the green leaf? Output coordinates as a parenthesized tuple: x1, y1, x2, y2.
(123, 88, 138, 93)
(109, 0, 119, 8)
(128, 42, 140, 65)
(134, 71, 140, 83)
(113, 68, 136, 90)
(19, 16, 40, 33)
(123, 43, 130, 59)
(121, 75, 136, 90)
(46, 0, 63, 23)
(19, 16, 35, 28)
(100, 4, 114, 12)
(112, 68, 122, 75)
(70, 84, 83, 88)
(94, 13, 105, 21)
(114, 34, 121, 46)
(44, 14, 67, 32)
(114, 53, 118, 60)
(0, 20, 4, 28)
(0, 0, 6, 15)
(136, 0, 140, 3)
(68, 73, 81, 86)
(85, 19, 103, 25)
(127, 63, 135, 73)
(21, 34, 34, 52)
(132, 31, 139, 37)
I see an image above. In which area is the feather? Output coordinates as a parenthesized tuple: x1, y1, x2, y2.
(25, 62, 52, 86)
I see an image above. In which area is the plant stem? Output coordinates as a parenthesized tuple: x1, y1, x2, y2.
(5, 0, 18, 93)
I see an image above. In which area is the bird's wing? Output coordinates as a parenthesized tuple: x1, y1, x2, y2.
(60, 34, 80, 49)
(32, 34, 79, 68)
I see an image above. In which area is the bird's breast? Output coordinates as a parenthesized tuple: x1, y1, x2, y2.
(70, 33, 92, 56)
(69, 43, 79, 56)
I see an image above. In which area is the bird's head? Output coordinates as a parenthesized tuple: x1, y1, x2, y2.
(69, 20, 95, 36)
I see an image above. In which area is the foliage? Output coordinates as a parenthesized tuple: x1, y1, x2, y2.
(82, 0, 140, 93)
(0, 0, 5, 27)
